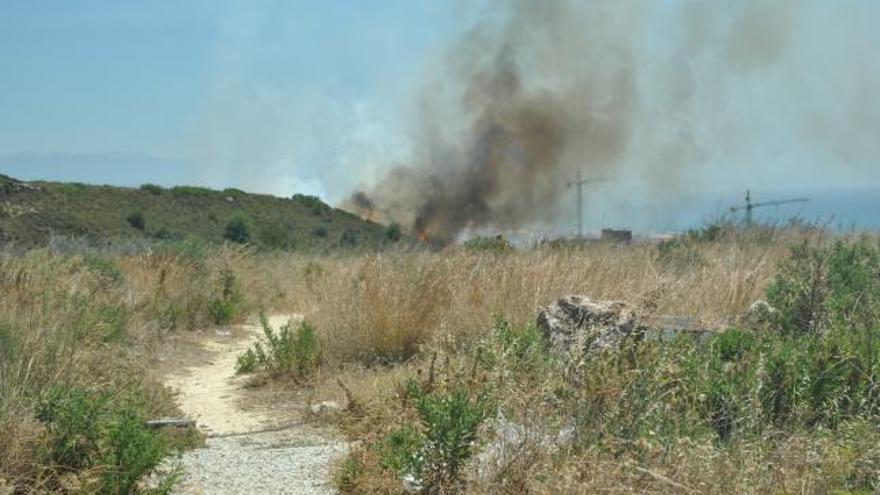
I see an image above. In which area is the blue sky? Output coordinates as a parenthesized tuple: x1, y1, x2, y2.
(0, 2, 213, 155)
(1, 1, 878, 231)
(0, 0, 463, 194)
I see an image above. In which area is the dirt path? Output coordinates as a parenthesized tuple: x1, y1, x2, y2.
(163, 315, 346, 495)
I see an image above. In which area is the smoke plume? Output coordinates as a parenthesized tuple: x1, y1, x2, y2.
(344, 0, 880, 242)
(346, 1, 638, 243)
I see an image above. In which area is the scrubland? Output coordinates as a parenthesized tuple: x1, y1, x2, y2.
(2, 224, 879, 494)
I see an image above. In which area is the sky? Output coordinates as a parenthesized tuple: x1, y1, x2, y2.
(0, 0, 462, 195)
(0, 1, 878, 232)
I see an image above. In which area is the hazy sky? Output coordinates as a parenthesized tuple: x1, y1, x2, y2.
(1, 1, 878, 231)
(0, 0, 462, 196)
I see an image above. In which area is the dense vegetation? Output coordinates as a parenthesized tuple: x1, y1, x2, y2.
(2, 216, 879, 494)
(0, 174, 399, 251)
(305, 226, 880, 494)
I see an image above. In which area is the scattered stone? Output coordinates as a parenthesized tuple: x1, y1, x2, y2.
(310, 401, 342, 415)
(0, 174, 41, 194)
(742, 300, 778, 327)
(536, 295, 643, 358)
(401, 474, 423, 494)
(162, 428, 346, 495)
(471, 411, 575, 483)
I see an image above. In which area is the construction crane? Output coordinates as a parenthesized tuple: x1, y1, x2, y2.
(729, 190, 810, 224)
(566, 169, 614, 238)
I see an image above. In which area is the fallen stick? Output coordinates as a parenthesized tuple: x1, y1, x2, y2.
(145, 418, 195, 430)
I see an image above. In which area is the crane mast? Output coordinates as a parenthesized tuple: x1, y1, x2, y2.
(566, 170, 613, 237)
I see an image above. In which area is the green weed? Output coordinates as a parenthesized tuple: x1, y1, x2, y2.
(207, 269, 243, 325)
(463, 235, 512, 252)
(35, 388, 175, 494)
(236, 316, 322, 379)
(139, 184, 164, 196)
(379, 379, 491, 491)
(223, 213, 252, 244)
(767, 239, 880, 333)
(126, 211, 146, 231)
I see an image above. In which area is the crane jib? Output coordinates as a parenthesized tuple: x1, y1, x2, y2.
(750, 198, 810, 208)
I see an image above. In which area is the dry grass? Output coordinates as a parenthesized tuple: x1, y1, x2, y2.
(260, 234, 798, 365)
(6, 225, 873, 494)
(0, 246, 262, 491)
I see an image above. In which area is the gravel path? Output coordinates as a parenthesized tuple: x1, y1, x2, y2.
(163, 315, 346, 495)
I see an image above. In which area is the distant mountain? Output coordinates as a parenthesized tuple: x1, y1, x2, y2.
(0, 152, 197, 187)
(0, 174, 401, 251)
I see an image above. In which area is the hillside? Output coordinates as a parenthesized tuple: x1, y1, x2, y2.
(0, 173, 400, 250)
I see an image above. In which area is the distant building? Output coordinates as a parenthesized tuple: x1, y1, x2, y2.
(601, 228, 632, 244)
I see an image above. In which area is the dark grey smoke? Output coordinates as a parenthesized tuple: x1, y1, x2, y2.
(344, 0, 880, 242)
(346, 1, 636, 243)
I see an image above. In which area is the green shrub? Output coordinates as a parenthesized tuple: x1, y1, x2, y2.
(767, 240, 880, 333)
(36, 387, 108, 471)
(378, 425, 424, 480)
(292, 193, 330, 215)
(259, 221, 289, 250)
(824, 241, 880, 332)
(92, 303, 130, 343)
(222, 187, 246, 196)
(35, 388, 175, 494)
(139, 184, 164, 195)
(384, 222, 402, 243)
(82, 255, 125, 285)
(235, 316, 322, 378)
(207, 270, 242, 325)
(98, 404, 167, 495)
(126, 211, 146, 231)
(463, 235, 512, 252)
(379, 379, 491, 490)
(335, 453, 365, 492)
(489, 315, 547, 372)
(339, 229, 358, 248)
(207, 299, 237, 326)
(152, 227, 177, 240)
(54, 182, 89, 194)
(766, 241, 831, 333)
(565, 317, 880, 452)
(223, 213, 251, 244)
(170, 186, 214, 198)
(656, 238, 705, 269)
(235, 348, 258, 374)
(0, 321, 18, 361)
(655, 222, 737, 269)
(165, 235, 209, 264)
(293, 321, 321, 374)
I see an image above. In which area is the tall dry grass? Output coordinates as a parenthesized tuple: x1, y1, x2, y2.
(314, 230, 880, 495)
(267, 234, 801, 365)
(0, 245, 267, 491)
(0, 225, 847, 492)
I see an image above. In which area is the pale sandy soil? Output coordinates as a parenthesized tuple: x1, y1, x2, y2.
(161, 315, 346, 495)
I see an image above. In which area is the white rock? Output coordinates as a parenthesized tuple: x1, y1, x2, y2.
(310, 401, 342, 415)
(401, 474, 423, 494)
